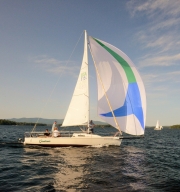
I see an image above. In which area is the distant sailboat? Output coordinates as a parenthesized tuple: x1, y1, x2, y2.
(24, 30, 146, 147)
(154, 120, 163, 130)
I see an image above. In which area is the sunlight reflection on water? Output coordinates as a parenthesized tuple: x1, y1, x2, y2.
(0, 126, 180, 191)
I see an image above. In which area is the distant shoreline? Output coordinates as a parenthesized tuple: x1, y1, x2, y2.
(0, 119, 46, 126)
(0, 119, 179, 129)
(170, 125, 180, 129)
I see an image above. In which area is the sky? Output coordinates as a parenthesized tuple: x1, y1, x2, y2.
(0, 0, 180, 126)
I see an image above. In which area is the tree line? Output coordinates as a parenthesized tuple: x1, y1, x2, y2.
(0, 119, 110, 127)
(0, 119, 46, 126)
(171, 125, 180, 129)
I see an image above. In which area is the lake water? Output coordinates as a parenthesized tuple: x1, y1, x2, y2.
(0, 125, 179, 191)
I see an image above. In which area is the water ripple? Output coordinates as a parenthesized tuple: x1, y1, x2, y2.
(0, 126, 179, 191)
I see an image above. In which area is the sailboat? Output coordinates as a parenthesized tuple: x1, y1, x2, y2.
(23, 30, 146, 147)
(154, 120, 163, 130)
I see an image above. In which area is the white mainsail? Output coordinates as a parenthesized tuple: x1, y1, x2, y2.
(62, 31, 89, 126)
(155, 120, 159, 129)
(89, 37, 146, 135)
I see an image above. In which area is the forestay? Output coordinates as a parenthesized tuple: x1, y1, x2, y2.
(89, 36, 146, 135)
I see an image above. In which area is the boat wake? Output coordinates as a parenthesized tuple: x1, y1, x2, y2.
(88, 144, 110, 148)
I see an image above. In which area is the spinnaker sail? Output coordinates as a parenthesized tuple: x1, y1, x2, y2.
(89, 37, 146, 135)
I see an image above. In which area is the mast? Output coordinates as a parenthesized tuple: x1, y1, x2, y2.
(85, 30, 90, 127)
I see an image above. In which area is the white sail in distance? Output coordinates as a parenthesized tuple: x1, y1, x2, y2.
(62, 31, 89, 127)
(156, 120, 159, 128)
(89, 36, 146, 135)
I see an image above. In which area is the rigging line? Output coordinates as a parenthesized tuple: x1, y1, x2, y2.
(88, 39, 122, 135)
(31, 31, 84, 133)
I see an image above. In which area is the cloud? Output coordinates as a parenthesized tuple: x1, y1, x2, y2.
(35, 58, 61, 65)
(127, 0, 180, 68)
(127, 0, 180, 18)
(32, 55, 79, 76)
(135, 30, 180, 55)
(146, 36, 173, 50)
(139, 53, 180, 67)
(141, 71, 180, 104)
(167, 71, 180, 75)
(149, 17, 180, 32)
(142, 69, 180, 90)
(141, 70, 180, 102)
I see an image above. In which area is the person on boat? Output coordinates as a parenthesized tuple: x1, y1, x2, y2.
(51, 121, 57, 133)
(44, 129, 50, 137)
(87, 120, 95, 134)
(53, 127, 61, 137)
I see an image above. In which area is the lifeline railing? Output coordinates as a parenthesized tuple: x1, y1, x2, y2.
(24, 131, 118, 138)
(25, 131, 81, 138)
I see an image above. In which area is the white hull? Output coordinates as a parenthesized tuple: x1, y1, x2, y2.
(24, 133, 121, 147)
(154, 128, 162, 130)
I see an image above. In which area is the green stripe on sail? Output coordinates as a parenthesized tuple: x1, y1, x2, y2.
(93, 38, 136, 83)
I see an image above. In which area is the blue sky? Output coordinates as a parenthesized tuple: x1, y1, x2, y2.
(0, 0, 180, 126)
